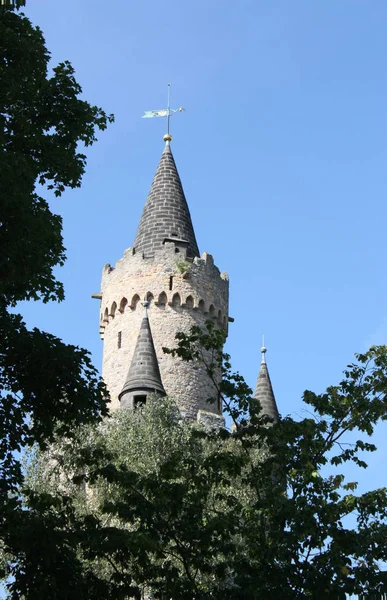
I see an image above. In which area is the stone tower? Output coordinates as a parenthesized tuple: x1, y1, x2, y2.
(97, 140, 229, 420)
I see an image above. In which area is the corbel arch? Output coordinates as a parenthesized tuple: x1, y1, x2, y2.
(171, 292, 181, 308)
(119, 297, 128, 313)
(130, 294, 140, 310)
(157, 291, 167, 308)
(109, 301, 117, 318)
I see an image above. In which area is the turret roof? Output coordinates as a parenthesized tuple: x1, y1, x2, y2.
(253, 346, 279, 422)
(119, 307, 166, 400)
(133, 143, 200, 258)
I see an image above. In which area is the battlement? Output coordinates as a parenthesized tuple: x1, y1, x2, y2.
(102, 242, 228, 288)
(100, 243, 229, 338)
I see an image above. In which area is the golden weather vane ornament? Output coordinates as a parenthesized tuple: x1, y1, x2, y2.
(142, 83, 185, 143)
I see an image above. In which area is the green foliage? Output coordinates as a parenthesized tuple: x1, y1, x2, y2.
(27, 397, 262, 599)
(0, 0, 25, 9)
(176, 259, 191, 274)
(0, 8, 112, 598)
(24, 328, 387, 598)
(0, 10, 113, 306)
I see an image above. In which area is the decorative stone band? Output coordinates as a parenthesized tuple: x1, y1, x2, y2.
(100, 291, 228, 340)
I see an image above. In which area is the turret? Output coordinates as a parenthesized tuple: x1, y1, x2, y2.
(119, 302, 166, 408)
(253, 343, 279, 421)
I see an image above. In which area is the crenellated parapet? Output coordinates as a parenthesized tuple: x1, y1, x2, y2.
(100, 243, 229, 339)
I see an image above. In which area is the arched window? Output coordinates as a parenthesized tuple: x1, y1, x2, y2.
(198, 299, 205, 312)
(103, 307, 109, 323)
(158, 291, 167, 308)
(119, 297, 128, 313)
(185, 295, 194, 309)
(131, 294, 140, 310)
(217, 310, 222, 325)
(209, 304, 216, 319)
(109, 301, 117, 318)
(146, 291, 154, 303)
(172, 292, 181, 308)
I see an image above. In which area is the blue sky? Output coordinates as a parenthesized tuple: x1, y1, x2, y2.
(21, 0, 387, 492)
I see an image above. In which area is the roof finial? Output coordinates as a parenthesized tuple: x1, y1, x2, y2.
(260, 334, 267, 364)
(142, 83, 185, 144)
(166, 83, 171, 141)
(141, 300, 150, 318)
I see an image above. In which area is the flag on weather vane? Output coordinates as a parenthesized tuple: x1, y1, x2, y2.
(142, 84, 185, 142)
(142, 107, 184, 119)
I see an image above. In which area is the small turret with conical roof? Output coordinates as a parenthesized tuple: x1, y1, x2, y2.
(119, 302, 166, 408)
(97, 133, 229, 421)
(253, 342, 279, 421)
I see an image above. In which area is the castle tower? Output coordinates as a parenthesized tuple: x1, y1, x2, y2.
(97, 139, 229, 420)
(253, 344, 279, 421)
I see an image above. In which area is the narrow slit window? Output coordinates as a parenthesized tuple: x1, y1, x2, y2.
(169, 276, 173, 290)
(117, 331, 122, 349)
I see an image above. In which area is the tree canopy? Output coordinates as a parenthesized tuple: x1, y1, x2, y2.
(0, 1, 25, 9)
(0, 7, 112, 596)
(24, 324, 387, 599)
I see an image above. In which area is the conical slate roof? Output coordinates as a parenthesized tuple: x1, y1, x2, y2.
(253, 346, 279, 422)
(133, 143, 200, 258)
(119, 310, 166, 401)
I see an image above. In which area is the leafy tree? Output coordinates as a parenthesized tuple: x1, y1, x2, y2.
(0, 1, 25, 9)
(0, 6, 113, 596)
(25, 324, 387, 599)
(26, 395, 263, 599)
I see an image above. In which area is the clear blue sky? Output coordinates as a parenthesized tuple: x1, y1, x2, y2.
(21, 1, 387, 492)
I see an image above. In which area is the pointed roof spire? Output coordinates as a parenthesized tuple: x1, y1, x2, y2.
(119, 302, 166, 403)
(253, 340, 279, 422)
(133, 143, 200, 258)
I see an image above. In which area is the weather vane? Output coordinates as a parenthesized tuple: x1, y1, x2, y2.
(142, 83, 185, 143)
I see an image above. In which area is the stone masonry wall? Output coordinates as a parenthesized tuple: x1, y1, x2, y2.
(99, 241, 229, 418)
